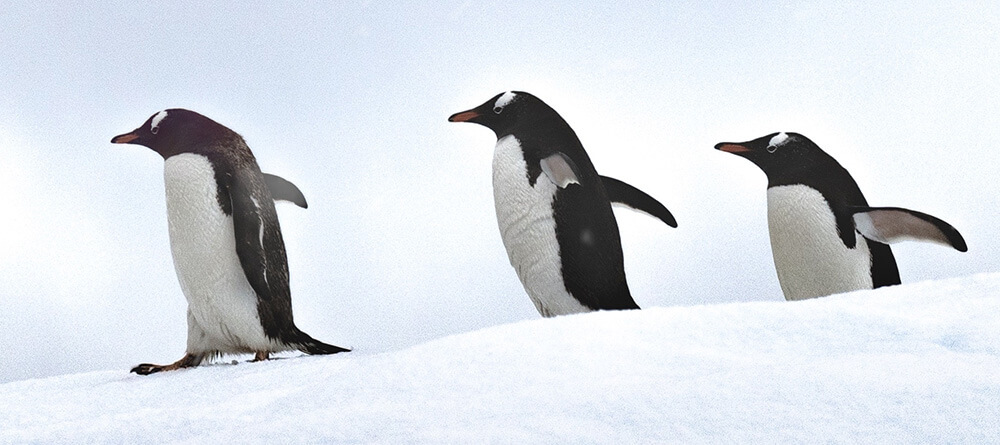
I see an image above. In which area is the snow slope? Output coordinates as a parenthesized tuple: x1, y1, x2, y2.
(2, 274, 999, 443)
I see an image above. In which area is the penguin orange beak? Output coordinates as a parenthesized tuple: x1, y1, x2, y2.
(715, 143, 751, 153)
(111, 131, 140, 144)
(448, 110, 479, 123)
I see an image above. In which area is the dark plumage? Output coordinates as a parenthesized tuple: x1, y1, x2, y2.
(112, 109, 347, 374)
(450, 92, 674, 315)
(716, 132, 966, 300)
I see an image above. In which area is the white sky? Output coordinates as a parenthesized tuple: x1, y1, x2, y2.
(1, 1, 998, 383)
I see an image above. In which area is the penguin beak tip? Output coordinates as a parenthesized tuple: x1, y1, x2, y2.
(448, 110, 479, 123)
(111, 132, 140, 144)
(716, 143, 750, 153)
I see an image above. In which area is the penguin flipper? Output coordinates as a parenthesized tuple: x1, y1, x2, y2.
(540, 152, 581, 189)
(263, 173, 308, 209)
(601, 176, 677, 228)
(850, 206, 967, 252)
(231, 171, 296, 330)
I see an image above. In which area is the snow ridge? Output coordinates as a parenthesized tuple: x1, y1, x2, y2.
(2, 274, 999, 443)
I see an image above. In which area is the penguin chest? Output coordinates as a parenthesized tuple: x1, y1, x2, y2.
(766, 185, 873, 301)
(491, 135, 588, 316)
(163, 154, 276, 353)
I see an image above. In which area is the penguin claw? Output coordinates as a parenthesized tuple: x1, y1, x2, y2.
(130, 353, 202, 375)
(130, 363, 164, 375)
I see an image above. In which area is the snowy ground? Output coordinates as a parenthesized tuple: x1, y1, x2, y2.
(2, 274, 998, 443)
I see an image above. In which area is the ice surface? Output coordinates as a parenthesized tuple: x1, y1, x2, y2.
(1, 274, 998, 443)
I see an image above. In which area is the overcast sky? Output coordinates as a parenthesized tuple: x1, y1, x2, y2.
(1, 1, 997, 383)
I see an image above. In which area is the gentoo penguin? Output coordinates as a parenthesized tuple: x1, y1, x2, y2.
(715, 132, 967, 301)
(111, 108, 348, 374)
(449, 91, 676, 317)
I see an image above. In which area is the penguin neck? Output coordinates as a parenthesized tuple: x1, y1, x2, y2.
(164, 150, 234, 216)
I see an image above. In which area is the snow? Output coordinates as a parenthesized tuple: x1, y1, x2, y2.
(2, 274, 999, 443)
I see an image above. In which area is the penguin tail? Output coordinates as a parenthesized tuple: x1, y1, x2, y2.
(294, 333, 351, 355)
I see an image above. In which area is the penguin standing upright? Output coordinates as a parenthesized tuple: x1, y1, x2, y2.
(715, 132, 967, 301)
(449, 91, 676, 317)
(112, 109, 348, 374)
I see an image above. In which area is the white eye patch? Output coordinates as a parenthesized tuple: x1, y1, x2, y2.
(767, 132, 789, 152)
(493, 91, 516, 114)
(150, 110, 168, 134)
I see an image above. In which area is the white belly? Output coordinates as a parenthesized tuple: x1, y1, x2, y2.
(767, 185, 873, 301)
(492, 135, 589, 317)
(163, 154, 284, 354)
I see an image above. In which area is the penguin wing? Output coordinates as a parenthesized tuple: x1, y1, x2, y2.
(539, 152, 582, 189)
(263, 173, 308, 209)
(601, 176, 677, 228)
(850, 206, 968, 252)
(230, 170, 293, 308)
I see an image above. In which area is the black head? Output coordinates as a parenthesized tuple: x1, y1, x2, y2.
(448, 91, 556, 138)
(715, 132, 839, 185)
(111, 109, 233, 159)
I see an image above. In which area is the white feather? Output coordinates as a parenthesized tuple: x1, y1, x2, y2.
(767, 185, 873, 301)
(163, 154, 287, 354)
(151, 110, 168, 132)
(768, 132, 789, 149)
(494, 91, 517, 110)
(249, 196, 268, 286)
(492, 135, 589, 317)
(539, 153, 580, 189)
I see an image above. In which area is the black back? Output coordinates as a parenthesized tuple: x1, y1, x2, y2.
(450, 92, 638, 310)
(715, 132, 900, 288)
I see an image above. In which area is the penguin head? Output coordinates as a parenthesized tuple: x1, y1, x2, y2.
(715, 132, 832, 181)
(111, 109, 229, 159)
(448, 91, 551, 137)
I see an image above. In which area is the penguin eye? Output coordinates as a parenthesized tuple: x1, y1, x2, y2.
(493, 106, 504, 114)
(149, 110, 168, 136)
(767, 132, 788, 153)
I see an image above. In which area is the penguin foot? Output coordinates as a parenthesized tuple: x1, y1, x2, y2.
(130, 353, 201, 375)
(130, 363, 165, 375)
(251, 351, 270, 362)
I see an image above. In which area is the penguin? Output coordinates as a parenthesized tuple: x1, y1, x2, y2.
(449, 91, 676, 317)
(263, 173, 309, 209)
(715, 132, 967, 301)
(111, 108, 349, 375)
